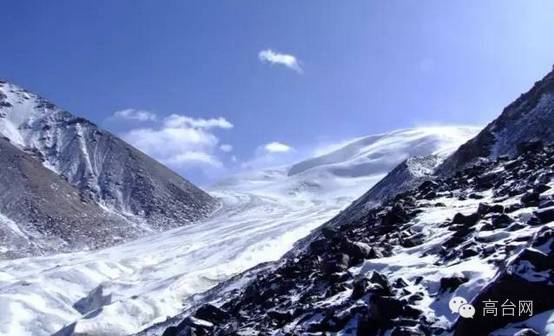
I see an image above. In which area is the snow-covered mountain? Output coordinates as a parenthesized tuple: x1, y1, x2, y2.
(0, 80, 216, 257)
(216, 127, 478, 203)
(156, 67, 554, 336)
(161, 141, 554, 336)
(0, 125, 475, 335)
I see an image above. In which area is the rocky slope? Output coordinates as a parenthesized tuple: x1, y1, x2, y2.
(0, 80, 216, 257)
(155, 68, 554, 335)
(0, 137, 137, 258)
(158, 140, 554, 336)
(438, 66, 554, 175)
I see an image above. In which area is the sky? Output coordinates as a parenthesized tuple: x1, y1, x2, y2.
(1, 1, 554, 185)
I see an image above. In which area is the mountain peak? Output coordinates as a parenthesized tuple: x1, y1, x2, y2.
(438, 66, 554, 175)
(0, 80, 217, 258)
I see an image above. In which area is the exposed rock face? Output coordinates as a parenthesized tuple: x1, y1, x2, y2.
(156, 143, 554, 336)
(329, 154, 443, 226)
(0, 81, 217, 257)
(0, 137, 136, 258)
(438, 67, 554, 175)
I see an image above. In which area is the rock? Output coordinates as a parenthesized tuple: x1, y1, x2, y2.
(539, 199, 554, 209)
(517, 140, 544, 154)
(162, 327, 179, 336)
(309, 238, 330, 253)
(267, 309, 294, 324)
(454, 227, 554, 336)
(418, 180, 438, 192)
(393, 278, 408, 288)
(194, 304, 230, 324)
(407, 293, 424, 304)
(468, 193, 484, 199)
(356, 304, 381, 336)
(382, 204, 410, 226)
(352, 276, 390, 299)
(506, 203, 523, 213)
(321, 253, 350, 274)
(534, 183, 551, 194)
(534, 206, 554, 224)
(476, 172, 498, 189)
(533, 228, 554, 248)
(480, 222, 495, 231)
(367, 247, 384, 259)
(423, 191, 437, 200)
(461, 246, 479, 258)
(492, 214, 513, 228)
(372, 296, 404, 319)
(477, 203, 504, 215)
(73, 285, 112, 315)
(321, 226, 339, 240)
(518, 248, 554, 271)
(521, 192, 540, 207)
(451, 212, 479, 226)
(341, 240, 372, 260)
(440, 275, 468, 292)
(369, 271, 390, 289)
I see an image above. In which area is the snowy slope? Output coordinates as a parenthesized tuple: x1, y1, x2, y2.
(0, 80, 216, 257)
(159, 142, 554, 336)
(0, 126, 475, 335)
(216, 127, 478, 204)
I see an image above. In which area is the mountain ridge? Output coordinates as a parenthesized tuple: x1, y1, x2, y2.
(0, 80, 217, 257)
(155, 66, 554, 336)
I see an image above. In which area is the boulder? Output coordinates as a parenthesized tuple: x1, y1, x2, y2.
(492, 214, 513, 228)
(321, 253, 350, 274)
(451, 212, 479, 226)
(521, 192, 540, 207)
(439, 275, 468, 292)
(194, 304, 230, 324)
(534, 206, 554, 224)
(341, 240, 372, 260)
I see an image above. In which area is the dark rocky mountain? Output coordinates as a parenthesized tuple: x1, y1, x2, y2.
(438, 66, 554, 175)
(0, 137, 137, 258)
(0, 80, 217, 258)
(152, 67, 554, 336)
(327, 154, 443, 229)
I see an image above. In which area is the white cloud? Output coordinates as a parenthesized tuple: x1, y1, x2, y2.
(264, 141, 293, 153)
(112, 109, 157, 122)
(258, 49, 303, 73)
(164, 114, 233, 129)
(219, 144, 233, 152)
(240, 141, 296, 171)
(121, 113, 232, 170)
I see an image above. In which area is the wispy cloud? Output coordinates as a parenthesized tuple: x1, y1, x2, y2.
(258, 49, 303, 73)
(112, 108, 158, 122)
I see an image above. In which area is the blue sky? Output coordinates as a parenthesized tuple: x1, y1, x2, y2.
(2, 1, 554, 185)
